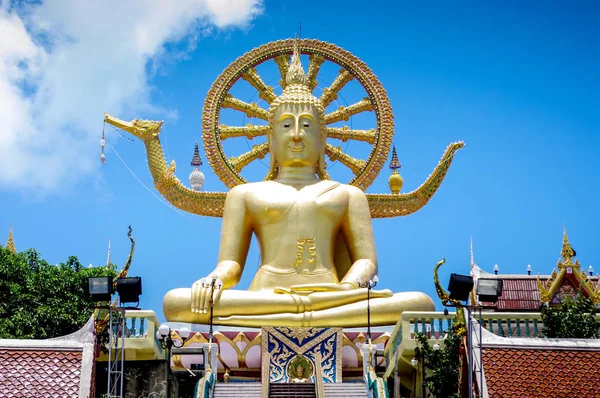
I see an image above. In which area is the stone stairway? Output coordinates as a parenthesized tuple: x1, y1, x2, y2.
(212, 381, 367, 398)
(213, 382, 262, 398)
(269, 382, 316, 397)
(323, 382, 367, 398)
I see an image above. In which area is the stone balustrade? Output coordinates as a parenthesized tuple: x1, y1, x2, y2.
(96, 310, 165, 361)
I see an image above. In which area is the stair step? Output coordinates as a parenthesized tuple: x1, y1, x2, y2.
(214, 382, 262, 398)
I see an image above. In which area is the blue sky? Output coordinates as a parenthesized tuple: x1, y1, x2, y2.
(2, 1, 600, 322)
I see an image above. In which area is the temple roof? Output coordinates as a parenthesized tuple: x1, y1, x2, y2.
(476, 323, 600, 397)
(0, 350, 84, 396)
(483, 347, 600, 397)
(0, 316, 95, 397)
(470, 231, 600, 311)
(471, 264, 600, 311)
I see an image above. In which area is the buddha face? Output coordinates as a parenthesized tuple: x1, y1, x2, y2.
(271, 103, 323, 169)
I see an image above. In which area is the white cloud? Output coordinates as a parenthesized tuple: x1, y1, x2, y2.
(0, 0, 263, 194)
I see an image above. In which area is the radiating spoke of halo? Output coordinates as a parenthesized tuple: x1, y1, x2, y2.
(321, 69, 354, 107)
(325, 144, 366, 175)
(306, 54, 325, 91)
(274, 54, 291, 89)
(222, 94, 270, 120)
(325, 98, 375, 124)
(219, 124, 270, 140)
(325, 127, 377, 144)
(242, 67, 277, 103)
(229, 142, 270, 172)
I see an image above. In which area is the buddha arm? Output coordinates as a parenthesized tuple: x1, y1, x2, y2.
(212, 186, 252, 289)
(339, 186, 378, 287)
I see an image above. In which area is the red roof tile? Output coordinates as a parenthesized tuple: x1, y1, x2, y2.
(0, 349, 83, 397)
(483, 348, 600, 397)
(482, 278, 545, 311)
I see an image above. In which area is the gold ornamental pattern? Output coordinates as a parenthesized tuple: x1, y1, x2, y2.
(202, 38, 395, 191)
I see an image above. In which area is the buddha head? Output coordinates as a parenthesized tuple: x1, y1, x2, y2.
(267, 40, 329, 180)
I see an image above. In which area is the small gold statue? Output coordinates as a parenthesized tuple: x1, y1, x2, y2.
(104, 38, 463, 327)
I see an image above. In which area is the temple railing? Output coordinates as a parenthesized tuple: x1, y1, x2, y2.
(477, 312, 600, 337)
(383, 311, 456, 380)
(384, 311, 600, 375)
(477, 312, 544, 338)
(97, 310, 165, 361)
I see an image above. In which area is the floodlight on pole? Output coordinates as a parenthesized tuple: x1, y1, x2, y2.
(476, 279, 504, 303)
(116, 277, 142, 304)
(447, 273, 474, 302)
(88, 276, 113, 302)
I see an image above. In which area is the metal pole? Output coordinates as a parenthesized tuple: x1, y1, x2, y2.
(467, 306, 473, 398)
(421, 353, 426, 398)
(479, 307, 483, 398)
(107, 307, 113, 396)
(167, 342, 172, 398)
(119, 308, 125, 397)
(367, 285, 371, 344)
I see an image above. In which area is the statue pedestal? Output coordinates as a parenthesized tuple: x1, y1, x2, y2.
(261, 327, 343, 384)
(164, 323, 393, 382)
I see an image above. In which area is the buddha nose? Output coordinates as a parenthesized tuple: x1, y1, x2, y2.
(292, 122, 302, 141)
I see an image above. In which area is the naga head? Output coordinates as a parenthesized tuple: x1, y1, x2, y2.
(266, 39, 328, 180)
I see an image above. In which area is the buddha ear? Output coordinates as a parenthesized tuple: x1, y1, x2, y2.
(317, 133, 330, 180)
(265, 132, 278, 180)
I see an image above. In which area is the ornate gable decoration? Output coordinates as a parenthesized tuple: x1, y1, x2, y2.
(537, 230, 600, 304)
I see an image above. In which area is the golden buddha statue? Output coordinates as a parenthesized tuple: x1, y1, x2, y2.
(104, 38, 464, 327)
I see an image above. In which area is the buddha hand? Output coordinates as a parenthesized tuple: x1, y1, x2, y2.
(191, 275, 224, 314)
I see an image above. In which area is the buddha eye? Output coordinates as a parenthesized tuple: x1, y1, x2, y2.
(302, 122, 310, 128)
(283, 122, 291, 128)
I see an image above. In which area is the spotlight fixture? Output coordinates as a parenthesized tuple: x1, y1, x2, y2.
(116, 277, 142, 304)
(447, 273, 474, 302)
(477, 279, 504, 303)
(88, 276, 113, 302)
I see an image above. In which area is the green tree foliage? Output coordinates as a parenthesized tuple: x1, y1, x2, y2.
(541, 293, 600, 338)
(0, 246, 116, 339)
(414, 330, 461, 398)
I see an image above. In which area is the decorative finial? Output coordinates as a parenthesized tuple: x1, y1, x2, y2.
(6, 223, 16, 254)
(388, 144, 403, 194)
(527, 264, 532, 275)
(189, 141, 205, 191)
(561, 227, 576, 261)
(191, 141, 203, 166)
(389, 144, 401, 170)
(286, 36, 307, 86)
(493, 264, 499, 275)
(106, 239, 112, 268)
(470, 237, 475, 268)
(589, 265, 594, 276)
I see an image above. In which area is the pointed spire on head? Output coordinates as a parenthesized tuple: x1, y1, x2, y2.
(286, 35, 307, 86)
(6, 223, 16, 254)
(561, 227, 576, 261)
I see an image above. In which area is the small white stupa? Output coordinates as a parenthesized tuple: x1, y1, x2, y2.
(189, 141, 205, 191)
